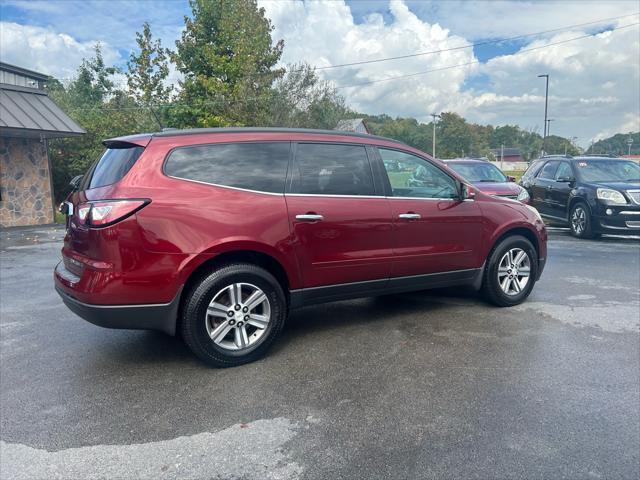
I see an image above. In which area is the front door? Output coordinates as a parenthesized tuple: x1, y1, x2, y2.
(376, 148, 484, 279)
(286, 142, 393, 290)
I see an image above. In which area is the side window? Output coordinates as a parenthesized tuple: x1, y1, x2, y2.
(537, 161, 559, 180)
(164, 142, 290, 193)
(522, 160, 544, 181)
(292, 143, 375, 196)
(554, 162, 573, 180)
(379, 148, 458, 199)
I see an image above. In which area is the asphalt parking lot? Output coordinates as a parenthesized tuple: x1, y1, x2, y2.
(1, 225, 638, 480)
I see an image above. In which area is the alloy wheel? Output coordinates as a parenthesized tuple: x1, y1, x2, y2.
(571, 206, 587, 235)
(497, 248, 531, 296)
(205, 282, 271, 351)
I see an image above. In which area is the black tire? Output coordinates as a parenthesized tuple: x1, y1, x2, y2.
(481, 235, 538, 307)
(180, 263, 286, 367)
(569, 201, 597, 239)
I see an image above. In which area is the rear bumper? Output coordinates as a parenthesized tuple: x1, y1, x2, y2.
(55, 263, 181, 335)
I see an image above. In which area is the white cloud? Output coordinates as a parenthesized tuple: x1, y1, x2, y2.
(261, 0, 640, 145)
(0, 22, 120, 81)
(261, 0, 478, 119)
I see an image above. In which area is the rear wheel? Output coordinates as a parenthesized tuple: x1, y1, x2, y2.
(181, 263, 286, 367)
(482, 235, 538, 307)
(569, 202, 597, 239)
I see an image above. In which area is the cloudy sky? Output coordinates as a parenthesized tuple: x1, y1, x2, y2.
(1, 0, 638, 145)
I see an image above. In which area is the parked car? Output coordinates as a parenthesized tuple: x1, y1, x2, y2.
(55, 128, 547, 367)
(520, 155, 640, 238)
(444, 158, 530, 203)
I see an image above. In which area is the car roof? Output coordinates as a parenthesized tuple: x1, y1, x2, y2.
(104, 127, 406, 147)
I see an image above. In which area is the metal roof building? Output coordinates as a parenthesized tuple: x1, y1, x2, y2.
(0, 62, 85, 227)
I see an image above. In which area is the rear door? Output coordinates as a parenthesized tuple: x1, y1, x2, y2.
(375, 147, 484, 279)
(285, 142, 393, 292)
(530, 160, 559, 216)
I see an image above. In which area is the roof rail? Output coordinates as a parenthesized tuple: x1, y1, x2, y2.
(582, 153, 618, 158)
(540, 154, 573, 158)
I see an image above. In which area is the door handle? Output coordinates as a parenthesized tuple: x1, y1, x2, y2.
(296, 214, 324, 222)
(398, 213, 421, 220)
(547, 185, 553, 190)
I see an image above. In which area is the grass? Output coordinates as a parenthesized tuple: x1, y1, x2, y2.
(503, 170, 524, 182)
(54, 211, 66, 224)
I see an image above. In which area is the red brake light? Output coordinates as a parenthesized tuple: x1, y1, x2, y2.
(77, 199, 149, 227)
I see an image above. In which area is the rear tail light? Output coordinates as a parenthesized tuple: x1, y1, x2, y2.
(76, 199, 149, 227)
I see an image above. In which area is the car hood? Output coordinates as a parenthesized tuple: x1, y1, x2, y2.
(589, 181, 640, 191)
(472, 181, 521, 196)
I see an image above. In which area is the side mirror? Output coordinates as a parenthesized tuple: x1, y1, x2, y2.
(507, 176, 516, 182)
(69, 175, 83, 191)
(461, 183, 476, 201)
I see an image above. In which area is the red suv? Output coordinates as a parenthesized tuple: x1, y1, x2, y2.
(55, 128, 547, 367)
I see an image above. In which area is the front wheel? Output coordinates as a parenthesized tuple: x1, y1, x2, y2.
(569, 202, 597, 239)
(180, 263, 287, 367)
(481, 235, 538, 307)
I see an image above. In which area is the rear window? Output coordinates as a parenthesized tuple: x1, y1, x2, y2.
(85, 146, 144, 189)
(164, 142, 290, 193)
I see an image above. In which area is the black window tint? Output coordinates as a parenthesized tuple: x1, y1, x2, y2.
(538, 161, 559, 180)
(88, 146, 144, 189)
(165, 142, 290, 193)
(555, 162, 573, 180)
(293, 143, 375, 196)
(380, 149, 458, 199)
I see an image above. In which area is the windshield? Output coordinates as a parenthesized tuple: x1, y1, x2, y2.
(575, 160, 640, 183)
(447, 162, 508, 182)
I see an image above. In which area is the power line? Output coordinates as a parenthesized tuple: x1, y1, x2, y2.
(334, 22, 640, 89)
(303, 12, 640, 71)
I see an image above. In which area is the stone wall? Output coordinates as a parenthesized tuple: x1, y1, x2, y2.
(0, 137, 54, 227)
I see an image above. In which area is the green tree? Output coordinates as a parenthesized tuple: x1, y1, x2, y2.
(127, 22, 172, 104)
(268, 63, 352, 128)
(172, 0, 284, 127)
(47, 45, 152, 201)
(589, 132, 639, 155)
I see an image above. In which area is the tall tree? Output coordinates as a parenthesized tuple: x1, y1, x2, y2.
(127, 22, 172, 104)
(172, 0, 284, 127)
(268, 62, 352, 128)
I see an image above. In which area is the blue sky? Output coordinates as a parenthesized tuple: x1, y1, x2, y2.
(1, 0, 638, 144)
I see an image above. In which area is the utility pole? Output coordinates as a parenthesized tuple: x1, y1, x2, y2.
(628, 137, 634, 156)
(430, 113, 441, 159)
(501, 144, 504, 170)
(538, 74, 549, 154)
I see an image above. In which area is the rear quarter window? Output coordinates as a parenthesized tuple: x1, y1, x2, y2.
(164, 142, 290, 193)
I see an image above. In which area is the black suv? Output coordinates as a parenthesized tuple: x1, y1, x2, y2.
(520, 155, 640, 238)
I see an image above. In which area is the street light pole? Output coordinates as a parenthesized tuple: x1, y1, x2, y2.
(430, 113, 441, 159)
(627, 138, 634, 156)
(538, 74, 549, 154)
(546, 118, 554, 137)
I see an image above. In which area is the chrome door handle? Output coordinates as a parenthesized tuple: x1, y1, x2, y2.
(398, 213, 421, 219)
(296, 214, 324, 221)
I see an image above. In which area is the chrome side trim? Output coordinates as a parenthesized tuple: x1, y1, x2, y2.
(165, 175, 286, 196)
(620, 210, 640, 215)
